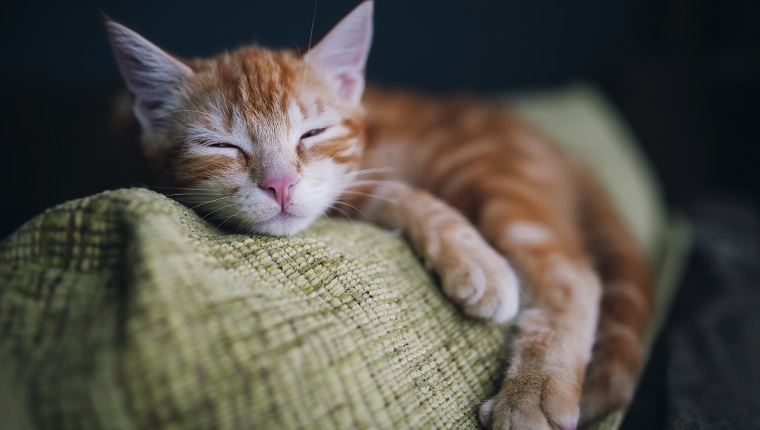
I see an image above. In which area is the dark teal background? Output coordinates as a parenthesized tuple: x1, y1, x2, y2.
(1, 0, 759, 237)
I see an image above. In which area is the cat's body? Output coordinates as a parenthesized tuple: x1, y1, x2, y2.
(107, 2, 652, 429)
(355, 88, 652, 429)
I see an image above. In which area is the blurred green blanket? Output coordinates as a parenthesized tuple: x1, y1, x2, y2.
(0, 86, 686, 429)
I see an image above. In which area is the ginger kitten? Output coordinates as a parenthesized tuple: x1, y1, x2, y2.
(106, 2, 652, 428)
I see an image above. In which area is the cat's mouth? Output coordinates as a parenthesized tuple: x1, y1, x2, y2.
(263, 208, 307, 228)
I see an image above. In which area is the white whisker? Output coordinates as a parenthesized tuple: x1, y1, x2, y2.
(153, 186, 219, 192)
(307, 0, 319, 53)
(164, 192, 224, 197)
(340, 179, 402, 188)
(156, 109, 215, 120)
(215, 210, 241, 234)
(328, 204, 352, 219)
(291, 41, 302, 57)
(339, 190, 397, 204)
(349, 166, 397, 175)
(332, 200, 367, 219)
(189, 195, 234, 210)
(200, 203, 238, 221)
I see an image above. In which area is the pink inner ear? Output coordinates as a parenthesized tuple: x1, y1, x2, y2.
(304, 1, 373, 102)
(336, 72, 363, 102)
(323, 46, 366, 70)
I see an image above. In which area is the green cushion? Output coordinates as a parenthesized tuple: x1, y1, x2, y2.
(0, 85, 687, 430)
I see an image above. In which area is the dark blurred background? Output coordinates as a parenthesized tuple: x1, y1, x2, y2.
(1, 1, 759, 428)
(2, 0, 759, 238)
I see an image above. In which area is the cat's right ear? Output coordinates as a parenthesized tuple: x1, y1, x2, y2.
(105, 20, 193, 133)
(305, 1, 373, 103)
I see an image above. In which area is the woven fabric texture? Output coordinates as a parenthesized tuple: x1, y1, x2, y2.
(0, 85, 676, 429)
(1, 188, 513, 429)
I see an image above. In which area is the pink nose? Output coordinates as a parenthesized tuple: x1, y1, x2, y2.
(261, 174, 299, 208)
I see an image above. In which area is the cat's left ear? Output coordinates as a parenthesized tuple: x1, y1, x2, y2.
(305, 1, 373, 103)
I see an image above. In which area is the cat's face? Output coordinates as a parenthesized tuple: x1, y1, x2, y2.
(107, 2, 373, 236)
(143, 48, 367, 237)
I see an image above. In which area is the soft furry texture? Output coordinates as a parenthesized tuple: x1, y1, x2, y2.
(106, 2, 653, 428)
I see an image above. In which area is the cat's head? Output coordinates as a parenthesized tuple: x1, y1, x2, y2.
(106, 1, 373, 236)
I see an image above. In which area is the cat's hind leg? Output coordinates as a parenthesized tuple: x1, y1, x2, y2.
(576, 173, 654, 426)
(476, 194, 602, 430)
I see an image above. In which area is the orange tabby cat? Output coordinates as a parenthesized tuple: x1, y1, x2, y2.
(106, 2, 652, 428)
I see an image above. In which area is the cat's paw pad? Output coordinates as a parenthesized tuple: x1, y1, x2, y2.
(440, 242, 519, 324)
(479, 373, 580, 430)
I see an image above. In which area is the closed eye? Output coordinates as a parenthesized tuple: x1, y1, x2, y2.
(301, 128, 327, 139)
(206, 142, 247, 160)
(208, 142, 239, 149)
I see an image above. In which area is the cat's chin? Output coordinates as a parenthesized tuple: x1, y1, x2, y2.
(250, 212, 314, 237)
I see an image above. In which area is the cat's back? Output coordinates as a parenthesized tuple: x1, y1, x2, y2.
(360, 86, 574, 197)
(363, 86, 523, 141)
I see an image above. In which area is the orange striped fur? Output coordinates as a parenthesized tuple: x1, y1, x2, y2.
(107, 2, 653, 428)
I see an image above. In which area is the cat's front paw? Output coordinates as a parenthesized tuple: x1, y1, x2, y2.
(438, 238, 519, 324)
(479, 372, 581, 430)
